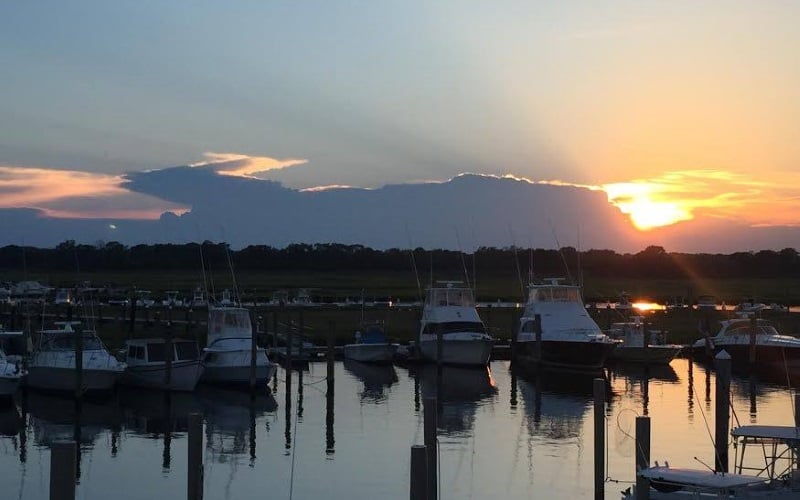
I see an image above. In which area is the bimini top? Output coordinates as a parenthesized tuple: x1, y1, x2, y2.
(208, 306, 253, 344)
(526, 278, 583, 305)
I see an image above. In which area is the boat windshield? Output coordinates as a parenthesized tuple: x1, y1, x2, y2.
(529, 286, 581, 303)
(41, 332, 104, 351)
(422, 321, 486, 335)
(426, 288, 475, 307)
(210, 309, 251, 333)
(725, 324, 780, 336)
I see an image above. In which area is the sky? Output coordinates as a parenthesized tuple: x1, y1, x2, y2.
(1, 1, 799, 241)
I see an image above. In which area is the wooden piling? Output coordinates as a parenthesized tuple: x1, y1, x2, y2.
(593, 377, 605, 500)
(436, 324, 443, 367)
(286, 312, 294, 369)
(410, 445, 428, 500)
(749, 315, 757, 365)
(326, 320, 335, 454)
(423, 396, 437, 500)
(533, 314, 542, 364)
(187, 412, 203, 500)
(249, 310, 257, 390)
(50, 441, 77, 500)
(635, 416, 651, 500)
(164, 324, 173, 389)
(714, 350, 731, 473)
(794, 391, 799, 428)
(74, 324, 83, 400)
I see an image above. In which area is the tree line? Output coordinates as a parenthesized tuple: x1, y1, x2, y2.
(1, 241, 799, 280)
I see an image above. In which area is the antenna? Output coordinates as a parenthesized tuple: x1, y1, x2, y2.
(508, 225, 525, 299)
(548, 219, 574, 285)
(224, 242, 240, 306)
(455, 227, 472, 291)
(405, 223, 423, 302)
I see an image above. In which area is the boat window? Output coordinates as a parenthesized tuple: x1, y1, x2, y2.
(147, 343, 167, 362)
(127, 345, 137, 359)
(176, 341, 198, 361)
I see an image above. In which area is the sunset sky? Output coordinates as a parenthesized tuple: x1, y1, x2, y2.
(1, 2, 798, 234)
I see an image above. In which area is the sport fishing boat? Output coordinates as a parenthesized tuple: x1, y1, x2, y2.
(417, 281, 493, 366)
(201, 305, 276, 386)
(26, 322, 125, 395)
(515, 279, 618, 372)
(122, 338, 204, 391)
(690, 316, 800, 374)
(607, 316, 683, 364)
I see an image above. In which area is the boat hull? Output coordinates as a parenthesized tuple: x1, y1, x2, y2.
(25, 367, 120, 394)
(122, 360, 204, 391)
(515, 339, 617, 372)
(609, 345, 683, 365)
(343, 343, 397, 363)
(692, 343, 800, 373)
(418, 338, 493, 366)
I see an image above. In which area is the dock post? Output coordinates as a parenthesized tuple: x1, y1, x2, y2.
(593, 377, 605, 500)
(642, 321, 650, 365)
(50, 440, 77, 500)
(286, 311, 294, 369)
(795, 391, 800, 428)
(533, 314, 542, 365)
(423, 397, 438, 500)
(635, 416, 651, 500)
(249, 310, 257, 390)
(410, 445, 428, 500)
(74, 324, 83, 400)
(714, 350, 731, 473)
(749, 315, 757, 365)
(436, 324, 443, 367)
(187, 412, 203, 500)
(164, 323, 173, 389)
(326, 320, 335, 454)
(414, 307, 422, 358)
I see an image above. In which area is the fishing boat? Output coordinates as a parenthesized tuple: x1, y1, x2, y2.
(417, 281, 494, 366)
(607, 316, 683, 364)
(514, 278, 618, 372)
(201, 305, 277, 386)
(690, 316, 800, 375)
(26, 322, 125, 395)
(122, 338, 204, 391)
(343, 322, 397, 363)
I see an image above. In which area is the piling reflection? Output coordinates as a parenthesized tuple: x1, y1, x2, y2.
(412, 365, 497, 435)
(343, 359, 398, 404)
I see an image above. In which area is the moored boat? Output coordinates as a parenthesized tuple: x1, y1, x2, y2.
(514, 278, 618, 372)
(607, 317, 683, 364)
(417, 281, 493, 366)
(343, 323, 397, 363)
(122, 338, 204, 391)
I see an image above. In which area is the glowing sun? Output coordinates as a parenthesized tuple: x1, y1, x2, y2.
(603, 182, 692, 230)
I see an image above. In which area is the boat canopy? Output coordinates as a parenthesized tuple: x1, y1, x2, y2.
(208, 307, 253, 343)
(528, 285, 582, 304)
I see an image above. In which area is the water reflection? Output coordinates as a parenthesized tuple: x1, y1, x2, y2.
(608, 363, 679, 415)
(343, 359, 398, 404)
(412, 365, 497, 435)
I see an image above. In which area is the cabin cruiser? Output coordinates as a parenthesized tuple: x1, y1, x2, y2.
(27, 322, 125, 395)
(343, 322, 397, 363)
(417, 281, 494, 366)
(123, 338, 204, 391)
(201, 305, 276, 386)
(515, 279, 618, 372)
(691, 316, 800, 373)
(607, 316, 683, 364)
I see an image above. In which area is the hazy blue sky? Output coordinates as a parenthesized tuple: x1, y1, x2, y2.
(1, 1, 799, 232)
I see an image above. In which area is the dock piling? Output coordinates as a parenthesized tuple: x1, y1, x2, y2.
(187, 412, 203, 500)
(164, 323, 173, 389)
(249, 310, 257, 390)
(749, 315, 757, 365)
(714, 350, 731, 473)
(423, 396, 438, 500)
(593, 377, 605, 500)
(635, 416, 651, 500)
(74, 323, 83, 400)
(50, 440, 77, 500)
(534, 314, 542, 364)
(410, 445, 428, 500)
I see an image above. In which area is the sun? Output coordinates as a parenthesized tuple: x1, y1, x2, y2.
(604, 182, 693, 231)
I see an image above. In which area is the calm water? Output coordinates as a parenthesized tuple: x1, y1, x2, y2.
(0, 360, 796, 499)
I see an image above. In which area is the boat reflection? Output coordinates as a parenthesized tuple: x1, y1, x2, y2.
(516, 370, 605, 441)
(0, 405, 22, 437)
(343, 359, 398, 404)
(27, 391, 123, 448)
(412, 364, 498, 435)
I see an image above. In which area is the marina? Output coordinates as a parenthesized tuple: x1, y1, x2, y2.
(0, 356, 797, 499)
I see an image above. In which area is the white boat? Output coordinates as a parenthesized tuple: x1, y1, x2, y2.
(122, 338, 204, 391)
(201, 305, 276, 386)
(735, 299, 767, 314)
(607, 316, 683, 364)
(515, 278, 618, 372)
(0, 348, 24, 397)
(418, 281, 494, 366)
(161, 290, 184, 308)
(623, 425, 800, 498)
(190, 288, 208, 308)
(26, 322, 125, 395)
(690, 317, 800, 374)
(343, 323, 397, 363)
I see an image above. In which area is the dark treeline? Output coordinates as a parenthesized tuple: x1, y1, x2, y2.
(1, 241, 800, 280)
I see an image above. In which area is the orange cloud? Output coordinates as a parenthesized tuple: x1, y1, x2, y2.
(190, 152, 308, 178)
(0, 164, 188, 219)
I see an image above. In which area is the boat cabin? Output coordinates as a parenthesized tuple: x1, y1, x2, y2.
(208, 307, 252, 342)
(126, 339, 200, 364)
(527, 283, 582, 304)
(355, 323, 388, 344)
(38, 322, 105, 351)
(425, 282, 475, 307)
